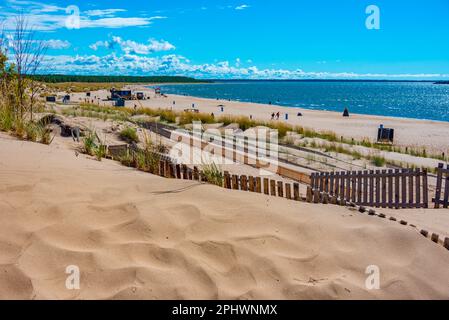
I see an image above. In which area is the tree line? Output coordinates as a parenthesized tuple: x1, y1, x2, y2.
(29, 75, 210, 84)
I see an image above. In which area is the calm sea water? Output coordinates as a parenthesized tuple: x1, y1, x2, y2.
(159, 81, 449, 122)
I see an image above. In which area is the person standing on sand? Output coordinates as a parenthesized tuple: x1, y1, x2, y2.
(276, 112, 280, 120)
(271, 112, 275, 120)
(71, 127, 80, 143)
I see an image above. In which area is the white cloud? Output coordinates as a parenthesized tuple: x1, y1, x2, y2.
(85, 9, 126, 17)
(89, 36, 175, 54)
(38, 53, 449, 80)
(43, 39, 71, 49)
(0, 1, 166, 31)
(235, 4, 250, 10)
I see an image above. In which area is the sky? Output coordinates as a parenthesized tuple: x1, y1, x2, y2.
(0, 0, 448, 79)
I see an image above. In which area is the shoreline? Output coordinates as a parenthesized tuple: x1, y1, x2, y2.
(121, 84, 449, 154)
(153, 83, 449, 124)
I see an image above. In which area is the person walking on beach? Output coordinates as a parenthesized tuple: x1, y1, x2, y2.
(71, 127, 80, 143)
(276, 112, 280, 120)
(271, 112, 275, 120)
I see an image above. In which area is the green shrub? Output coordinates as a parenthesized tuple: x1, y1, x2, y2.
(0, 108, 14, 132)
(201, 163, 223, 187)
(83, 130, 97, 156)
(25, 122, 39, 142)
(119, 127, 139, 143)
(371, 155, 386, 167)
(94, 144, 107, 161)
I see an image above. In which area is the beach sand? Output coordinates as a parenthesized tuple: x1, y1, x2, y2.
(112, 86, 448, 155)
(1, 133, 449, 299)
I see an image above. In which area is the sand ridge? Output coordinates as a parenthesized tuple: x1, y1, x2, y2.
(1, 134, 449, 299)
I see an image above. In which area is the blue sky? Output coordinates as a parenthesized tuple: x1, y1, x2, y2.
(1, 0, 449, 79)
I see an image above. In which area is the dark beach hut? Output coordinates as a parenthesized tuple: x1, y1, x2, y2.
(342, 107, 350, 117)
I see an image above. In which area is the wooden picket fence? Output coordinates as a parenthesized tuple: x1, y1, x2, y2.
(434, 163, 449, 208)
(222, 171, 304, 201)
(310, 168, 429, 209)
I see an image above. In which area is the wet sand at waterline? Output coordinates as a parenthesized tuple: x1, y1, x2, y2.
(1, 133, 449, 299)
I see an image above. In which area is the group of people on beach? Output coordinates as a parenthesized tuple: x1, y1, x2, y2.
(271, 112, 280, 120)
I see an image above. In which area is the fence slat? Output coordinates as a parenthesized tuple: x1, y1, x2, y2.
(182, 164, 188, 180)
(176, 164, 181, 179)
(232, 175, 239, 190)
(434, 163, 444, 208)
(394, 169, 400, 209)
(249, 176, 255, 192)
(387, 169, 393, 208)
(277, 181, 284, 197)
(319, 173, 324, 192)
(329, 173, 335, 196)
(415, 168, 421, 208)
(423, 168, 429, 208)
(264, 178, 269, 195)
(443, 165, 449, 208)
(363, 171, 368, 206)
(293, 183, 300, 201)
(408, 169, 414, 208)
(256, 177, 262, 193)
(381, 170, 387, 208)
(357, 171, 363, 204)
(375, 170, 381, 207)
(334, 172, 340, 198)
(224, 171, 231, 189)
(270, 180, 276, 196)
(345, 172, 351, 201)
(352, 171, 357, 203)
(286, 184, 292, 200)
(401, 169, 407, 208)
(340, 171, 345, 200)
(241, 175, 248, 191)
(193, 167, 199, 180)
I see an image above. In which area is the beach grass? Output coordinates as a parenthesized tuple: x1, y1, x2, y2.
(57, 103, 448, 164)
(119, 127, 139, 143)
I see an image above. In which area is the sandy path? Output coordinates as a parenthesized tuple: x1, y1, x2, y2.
(1, 134, 449, 299)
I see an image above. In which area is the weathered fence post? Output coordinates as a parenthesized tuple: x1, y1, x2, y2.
(293, 183, 300, 201)
(193, 166, 199, 180)
(240, 175, 248, 191)
(306, 186, 313, 202)
(313, 189, 320, 203)
(415, 168, 421, 208)
(159, 160, 164, 177)
(255, 177, 261, 193)
(270, 180, 276, 196)
(182, 164, 188, 180)
(277, 181, 284, 197)
(285, 184, 292, 200)
(248, 176, 255, 192)
(232, 175, 239, 190)
(434, 163, 444, 208)
(224, 171, 231, 189)
(423, 168, 429, 208)
(176, 164, 182, 179)
(264, 178, 269, 195)
(169, 163, 176, 178)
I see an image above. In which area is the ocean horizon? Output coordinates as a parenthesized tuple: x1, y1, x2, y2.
(159, 81, 449, 122)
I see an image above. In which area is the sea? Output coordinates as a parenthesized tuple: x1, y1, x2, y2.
(158, 81, 449, 122)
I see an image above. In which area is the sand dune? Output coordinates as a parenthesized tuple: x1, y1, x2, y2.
(0, 134, 449, 300)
